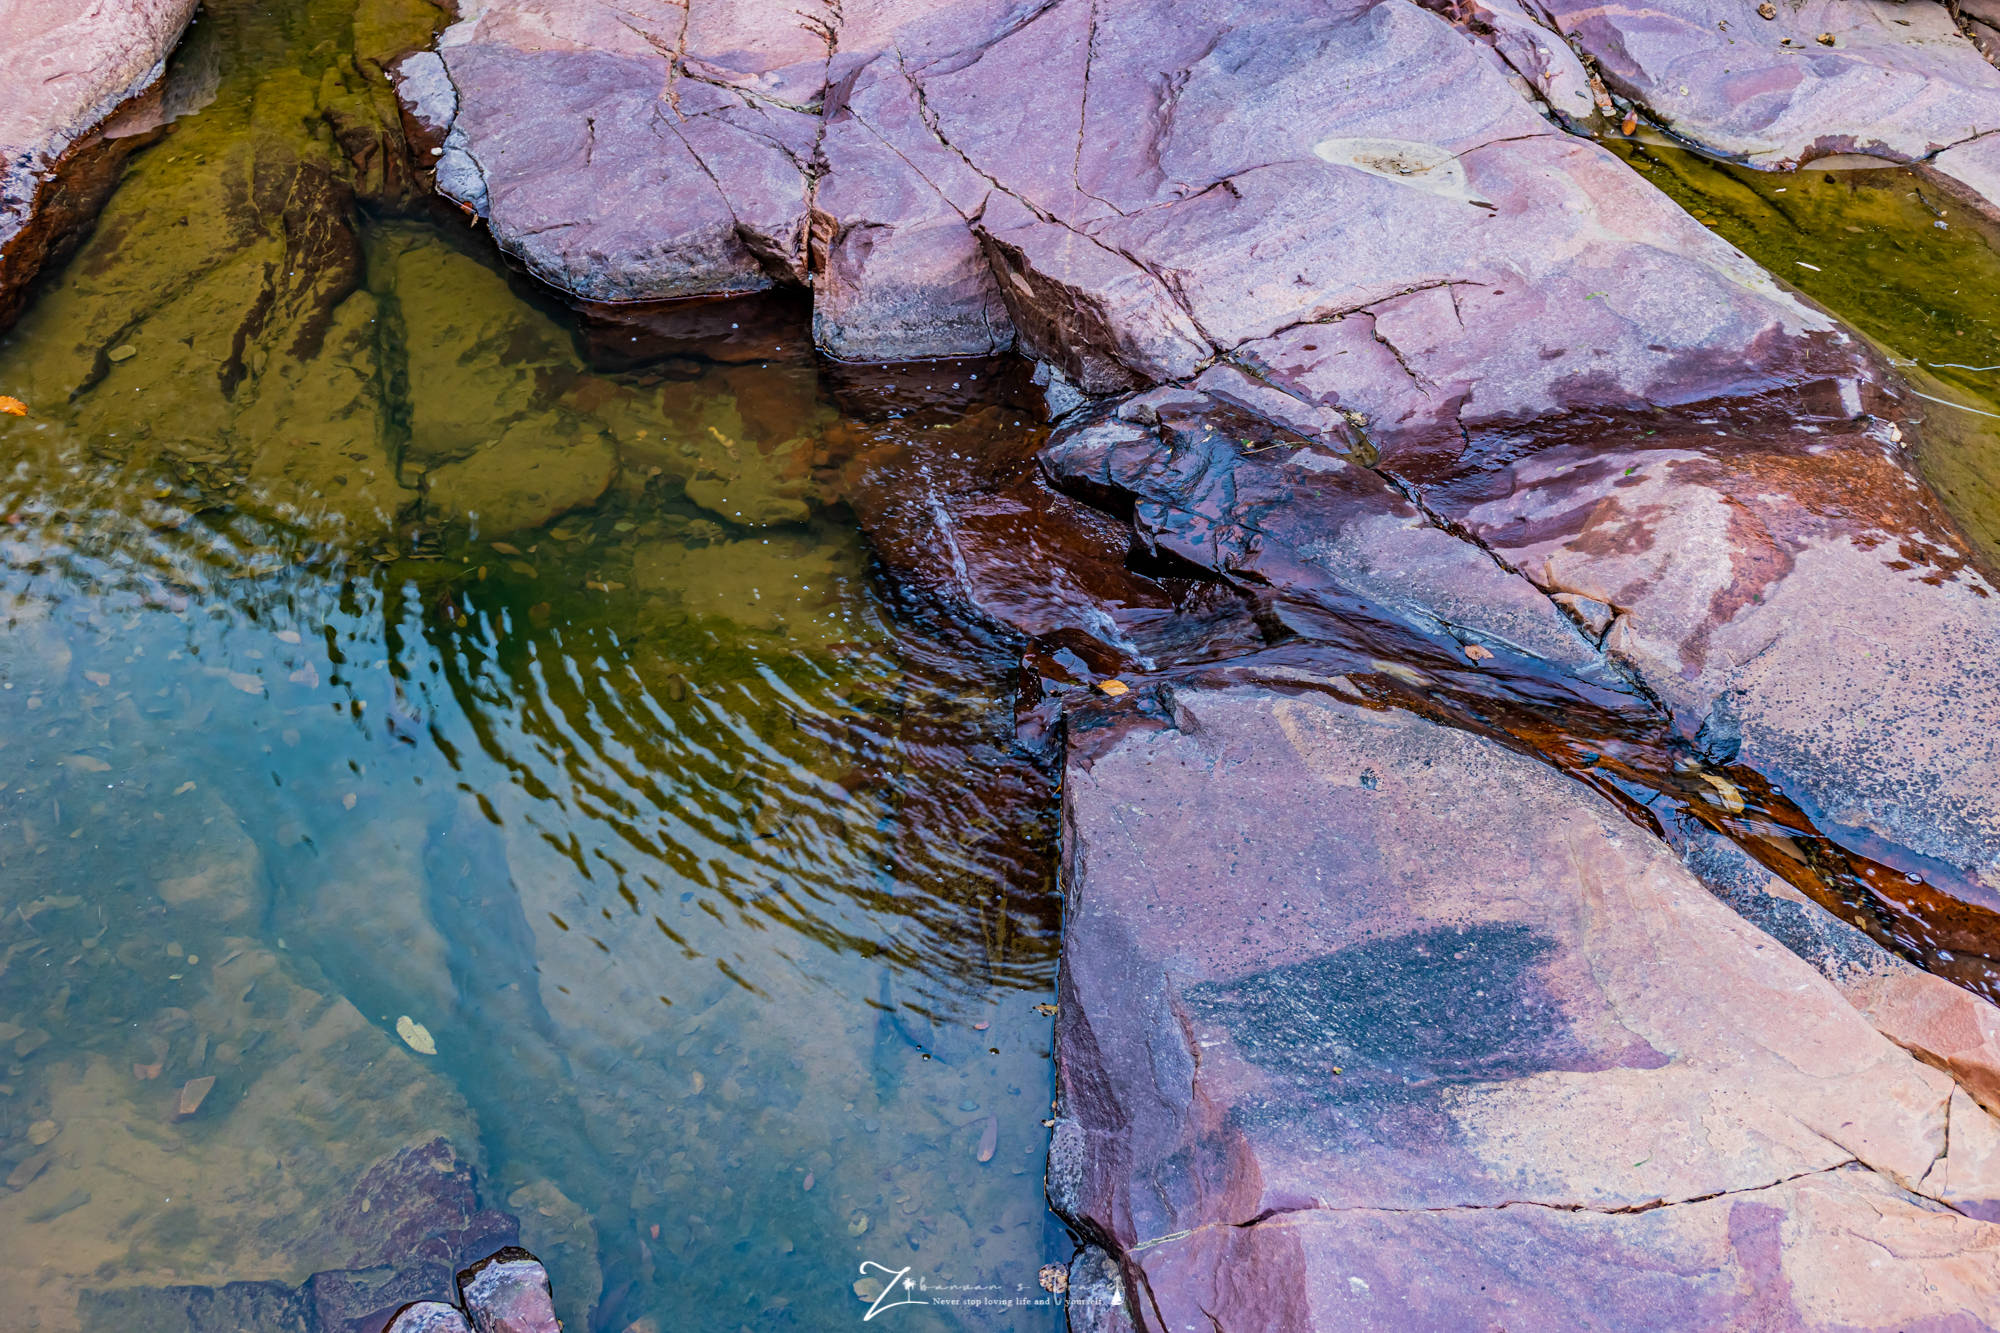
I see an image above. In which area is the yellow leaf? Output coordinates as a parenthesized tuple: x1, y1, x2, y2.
(1700, 774, 1746, 814)
(395, 1015, 437, 1055)
(0, 395, 26, 417)
(1097, 679, 1129, 696)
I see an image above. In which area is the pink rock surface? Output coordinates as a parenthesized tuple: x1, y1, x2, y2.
(1443, 412, 2000, 957)
(457, 1250, 558, 1333)
(1850, 967, 2000, 1118)
(0, 0, 199, 320)
(408, 0, 828, 301)
(1538, 0, 2000, 168)
(1051, 685, 2000, 1327)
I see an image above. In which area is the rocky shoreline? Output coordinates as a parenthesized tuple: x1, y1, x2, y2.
(14, 0, 2000, 1325)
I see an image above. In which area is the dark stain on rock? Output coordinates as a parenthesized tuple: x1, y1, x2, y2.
(1185, 922, 1643, 1104)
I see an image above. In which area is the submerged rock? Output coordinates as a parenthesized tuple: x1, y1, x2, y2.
(1051, 686, 2000, 1326)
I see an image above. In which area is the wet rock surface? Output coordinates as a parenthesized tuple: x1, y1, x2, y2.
(455, 1250, 560, 1333)
(1050, 686, 2000, 1328)
(14, 0, 2000, 1324)
(1542, 0, 2000, 165)
(1530, 0, 2000, 224)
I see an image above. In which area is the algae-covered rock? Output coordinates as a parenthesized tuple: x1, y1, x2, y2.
(626, 529, 862, 642)
(422, 419, 618, 535)
(597, 367, 830, 527)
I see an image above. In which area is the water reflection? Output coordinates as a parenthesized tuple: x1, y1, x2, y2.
(0, 0, 1063, 1325)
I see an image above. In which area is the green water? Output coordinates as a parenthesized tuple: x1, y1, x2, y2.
(0, 2, 1064, 1329)
(1614, 137, 2000, 559)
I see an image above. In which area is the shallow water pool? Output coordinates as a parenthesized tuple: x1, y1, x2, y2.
(0, 1, 1068, 1328)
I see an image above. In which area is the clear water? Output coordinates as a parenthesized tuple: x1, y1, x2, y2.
(1613, 137, 2000, 561)
(0, 1, 1065, 1328)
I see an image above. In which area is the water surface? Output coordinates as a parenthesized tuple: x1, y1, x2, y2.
(0, 1, 1067, 1328)
(1614, 137, 2000, 558)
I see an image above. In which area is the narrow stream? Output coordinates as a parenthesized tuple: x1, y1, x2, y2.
(0, 1, 1066, 1329)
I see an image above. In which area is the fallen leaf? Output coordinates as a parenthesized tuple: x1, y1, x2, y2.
(107, 344, 137, 362)
(226, 672, 262, 695)
(0, 395, 26, 417)
(288, 664, 320, 688)
(1032, 1002, 1058, 1017)
(973, 1020, 990, 1031)
(508, 561, 539, 579)
(341, 793, 357, 810)
(847, 1210, 871, 1236)
(133, 1061, 163, 1081)
(1700, 773, 1746, 814)
(1620, 111, 1637, 136)
(1096, 679, 1129, 696)
(1816, 30, 1834, 44)
(1367, 658, 1427, 686)
(1463, 644, 1494, 662)
(26, 1119, 58, 1146)
(976, 1114, 997, 1162)
(489, 541, 522, 555)
(176, 1076, 216, 1117)
(275, 630, 302, 645)
(690, 1070, 705, 1095)
(64, 754, 111, 773)
(395, 1015, 437, 1055)
(173, 781, 196, 795)
(83, 671, 110, 688)
(802, 1172, 815, 1191)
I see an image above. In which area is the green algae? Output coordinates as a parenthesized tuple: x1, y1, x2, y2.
(0, 0, 1064, 1326)
(1613, 138, 2000, 559)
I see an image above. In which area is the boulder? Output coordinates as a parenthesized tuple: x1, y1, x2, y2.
(0, 0, 200, 326)
(1531, 0, 2000, 221)
(1535, 0, 2000, 169)
(412, 0, 827, 301)
(458, 1250, 559, 1333)
(1051, 685, 2000, 1327)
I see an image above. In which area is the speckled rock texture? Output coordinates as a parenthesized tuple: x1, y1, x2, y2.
(1050, 686, 2000, 1329)
(0, 0, 200, 324)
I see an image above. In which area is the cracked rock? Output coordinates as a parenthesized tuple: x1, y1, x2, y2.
(1052, 686, 2000, 1326)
